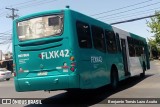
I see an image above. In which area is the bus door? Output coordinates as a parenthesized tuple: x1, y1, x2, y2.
(120, 39, 130, 76)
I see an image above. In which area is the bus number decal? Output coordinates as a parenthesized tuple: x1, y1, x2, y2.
(60, 50, 65, 57)
(64, 49, 69, 57)
(91, 56, 103, 63)
(54, 51, 59, 58)
(41, 49, 69, 59)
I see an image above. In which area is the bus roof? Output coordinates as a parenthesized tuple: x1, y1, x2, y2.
(15, 9, 65, 21)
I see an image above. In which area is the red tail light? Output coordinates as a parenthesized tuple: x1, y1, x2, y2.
(13, 72, 16, 77)
(1, 73, 5, 75)
(71, 62, 76, 66)
(70, 67, 75, 72)
(70, 62, 76, 72)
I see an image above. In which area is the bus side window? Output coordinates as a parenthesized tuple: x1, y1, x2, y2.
(135, 40, 144, 56)
(127, 37, 135, 57)
(76, 21, 92, 48)
(105, 30, 117, 53)
(115, 33, 121, 52)
(91, 26, 106, 52)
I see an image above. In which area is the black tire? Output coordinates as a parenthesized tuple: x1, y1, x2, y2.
(6, 78, 10, 81)
(140, 63, 146, 78)
(111, 67, 119, 89)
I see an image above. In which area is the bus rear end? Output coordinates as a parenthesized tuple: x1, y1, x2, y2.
(13, 10, 79, 92)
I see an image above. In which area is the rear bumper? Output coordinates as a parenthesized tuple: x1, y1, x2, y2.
(0, 76, 6, 80)
(0, 75, 11, 80)
(14, 74, 79, 92)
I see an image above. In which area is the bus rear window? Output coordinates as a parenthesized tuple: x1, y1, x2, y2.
(17, 14, 63, 41)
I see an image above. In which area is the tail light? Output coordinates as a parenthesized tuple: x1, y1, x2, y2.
(69, 56, 76, 72)
(70, 67, 75, 72)
(61, 56, 76, 72)
(70, 62, 76, 72)
(71, 62, 76, 66)
(70, 56, 75, 61)
(13, 72, 16, 77)
(1, 73, 5, 75)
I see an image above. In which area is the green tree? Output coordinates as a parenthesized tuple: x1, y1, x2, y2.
(147, 11, 160, 43)
(148, 38, 159, 59)
(147, 11, 160, 58)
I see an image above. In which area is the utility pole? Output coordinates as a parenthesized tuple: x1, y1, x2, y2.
(5, 7, 19, 53)
(5, 7, 19, 20)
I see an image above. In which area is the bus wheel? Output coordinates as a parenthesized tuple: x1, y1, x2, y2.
(111, 67, 119, 89)
(140, 63, 146, 78)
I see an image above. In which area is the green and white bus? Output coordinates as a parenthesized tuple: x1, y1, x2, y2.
(13, 9, 150, 92)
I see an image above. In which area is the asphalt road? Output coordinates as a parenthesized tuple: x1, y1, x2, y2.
(0, 60, 160, 107)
